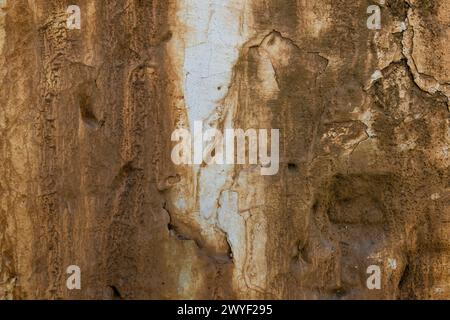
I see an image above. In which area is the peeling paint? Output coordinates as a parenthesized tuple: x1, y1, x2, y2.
(169, 0, 255, 267)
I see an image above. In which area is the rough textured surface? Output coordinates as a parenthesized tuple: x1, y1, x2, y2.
(0, 0, 449, 299)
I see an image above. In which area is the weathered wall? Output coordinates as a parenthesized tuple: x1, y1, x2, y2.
(0, 0, 449, 299)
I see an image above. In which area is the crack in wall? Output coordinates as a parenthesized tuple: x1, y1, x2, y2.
(400, 2, 450, 106)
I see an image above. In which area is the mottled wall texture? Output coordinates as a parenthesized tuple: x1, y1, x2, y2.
(0, 0, 449, 300)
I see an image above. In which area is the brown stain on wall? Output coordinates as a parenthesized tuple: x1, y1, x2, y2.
(0, 0, 449, 299)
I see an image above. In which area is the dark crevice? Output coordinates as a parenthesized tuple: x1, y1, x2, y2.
(78, 83, 102, 130)
(109, 285, 123, 300)
(398, 262, 410, 290)
(167, 223, 191, 241)
(80, 110, 101, 130)
(333, 287, 348, 299)
(163, 202, 197, 243)
(163, 201, 233, 264)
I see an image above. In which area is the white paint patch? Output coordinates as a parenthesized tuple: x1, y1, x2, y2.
(218, 189, 268, 294)
(182, 0, 249, 129)
(173, 0, 253, 255)
(431, 193, 441, 200)
(434, 287, 444, 294)
(175, 198, 187, 210)
(177, 263, 192, 295)
(388, 258, 397, 270)
(398, 140, 416, 151)
(371, 70, 383, 82)
(217, 190, 246, 266)
(364, 70, 383, 90)
(172, 0, 269, 295)
(180, 2, 250, 221)
(359, 108, 376, 138)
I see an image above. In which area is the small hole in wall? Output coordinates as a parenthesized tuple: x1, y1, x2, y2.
(79, 93, 101, 130)
(333, 287, 347, 298)
(312, 201, 319, 213)
(167, 223, 190, 241)
(288, 163, 298, 171)
(109, 285, 123, 300)
(217, 86, 222, 91)
(160, 30, 173, 42)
